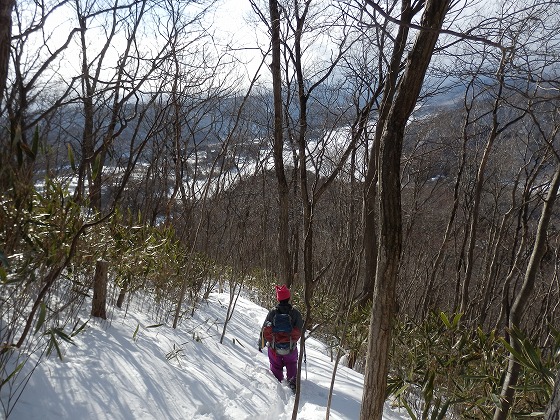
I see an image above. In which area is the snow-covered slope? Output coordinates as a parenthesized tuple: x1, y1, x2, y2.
(5, 292, 409, 420)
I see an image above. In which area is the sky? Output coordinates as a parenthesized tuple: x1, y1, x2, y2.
(2, 290, 411, 420)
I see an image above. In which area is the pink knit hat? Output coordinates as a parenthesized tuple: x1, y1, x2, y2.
(276, 285, 291, 301)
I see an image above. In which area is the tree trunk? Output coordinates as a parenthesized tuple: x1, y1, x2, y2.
(545, 370, 560, 420)
(494, 162, 560, 420)
(116, 277, 129, 309)
(269, 0, 293, 287)
(360, 126, 403, 419)
(0, 0, 15, 106)
(91, 260, 109, 319)
(358, 0, 413, 308)
(116, 288, 126, 309)
(421, 109, 468, 318)
(459, 50, 508, 317)
(360, 1, 450, 418)
(173, 274, 188, 329)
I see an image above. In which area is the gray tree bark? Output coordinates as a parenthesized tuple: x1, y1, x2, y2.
(0, 0, 14, 106)
(494, 162, 560, 419)
(268, 0, 293, 288)
(545, 370, 560, 420)
(91, 260, 109, 320)
(360, 1, 451, 418)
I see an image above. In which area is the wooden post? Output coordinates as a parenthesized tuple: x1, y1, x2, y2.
(91, 260, 109, 319)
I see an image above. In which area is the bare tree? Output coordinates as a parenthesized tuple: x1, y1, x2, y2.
(546, 370, 560, 420)
(495, 146, 560, 419)
(358, 1, 451, 418)
(250, 1, 368, 416)
(493, 90, 560, 418)
(71, 0, 213, 210)
(268, 0, 293, 286)
(0, 0, 15, 106)
(2, 0, 81, 194)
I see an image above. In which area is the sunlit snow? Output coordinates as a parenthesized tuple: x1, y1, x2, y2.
(5, 292, 410, 420)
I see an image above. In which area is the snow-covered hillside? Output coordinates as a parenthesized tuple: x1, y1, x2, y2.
(4, 291, 410, 420)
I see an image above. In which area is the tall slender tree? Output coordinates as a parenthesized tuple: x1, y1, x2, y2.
(360, 1, 451, 418)
(268, 0, 293, 286)
(0, 0, 14, 107)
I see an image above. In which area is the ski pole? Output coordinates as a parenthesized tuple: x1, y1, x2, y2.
(303, 339, 307, 380)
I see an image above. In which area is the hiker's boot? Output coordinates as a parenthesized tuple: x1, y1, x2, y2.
(288, 379, 296, 394)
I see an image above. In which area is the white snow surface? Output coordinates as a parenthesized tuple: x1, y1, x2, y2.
(6, 292, 410, 420)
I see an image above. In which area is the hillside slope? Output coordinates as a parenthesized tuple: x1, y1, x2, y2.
(4, 291, 409, 420)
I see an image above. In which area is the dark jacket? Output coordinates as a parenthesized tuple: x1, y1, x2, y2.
(261, 302, 303, 348)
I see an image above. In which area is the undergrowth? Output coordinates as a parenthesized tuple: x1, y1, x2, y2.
(388, 312, 560, 419)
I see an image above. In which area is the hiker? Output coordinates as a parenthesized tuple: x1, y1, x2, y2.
(259, 284, 303, 392)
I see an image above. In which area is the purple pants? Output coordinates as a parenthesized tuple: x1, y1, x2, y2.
(268, 346, 298, 382)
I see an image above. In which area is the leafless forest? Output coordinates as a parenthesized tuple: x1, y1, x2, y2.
(2, 0, 560, 418)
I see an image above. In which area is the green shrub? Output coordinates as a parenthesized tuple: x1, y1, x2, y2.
(388, 312, 559, 419)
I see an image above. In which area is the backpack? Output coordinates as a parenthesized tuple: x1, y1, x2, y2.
(272, 311, 293, 355)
